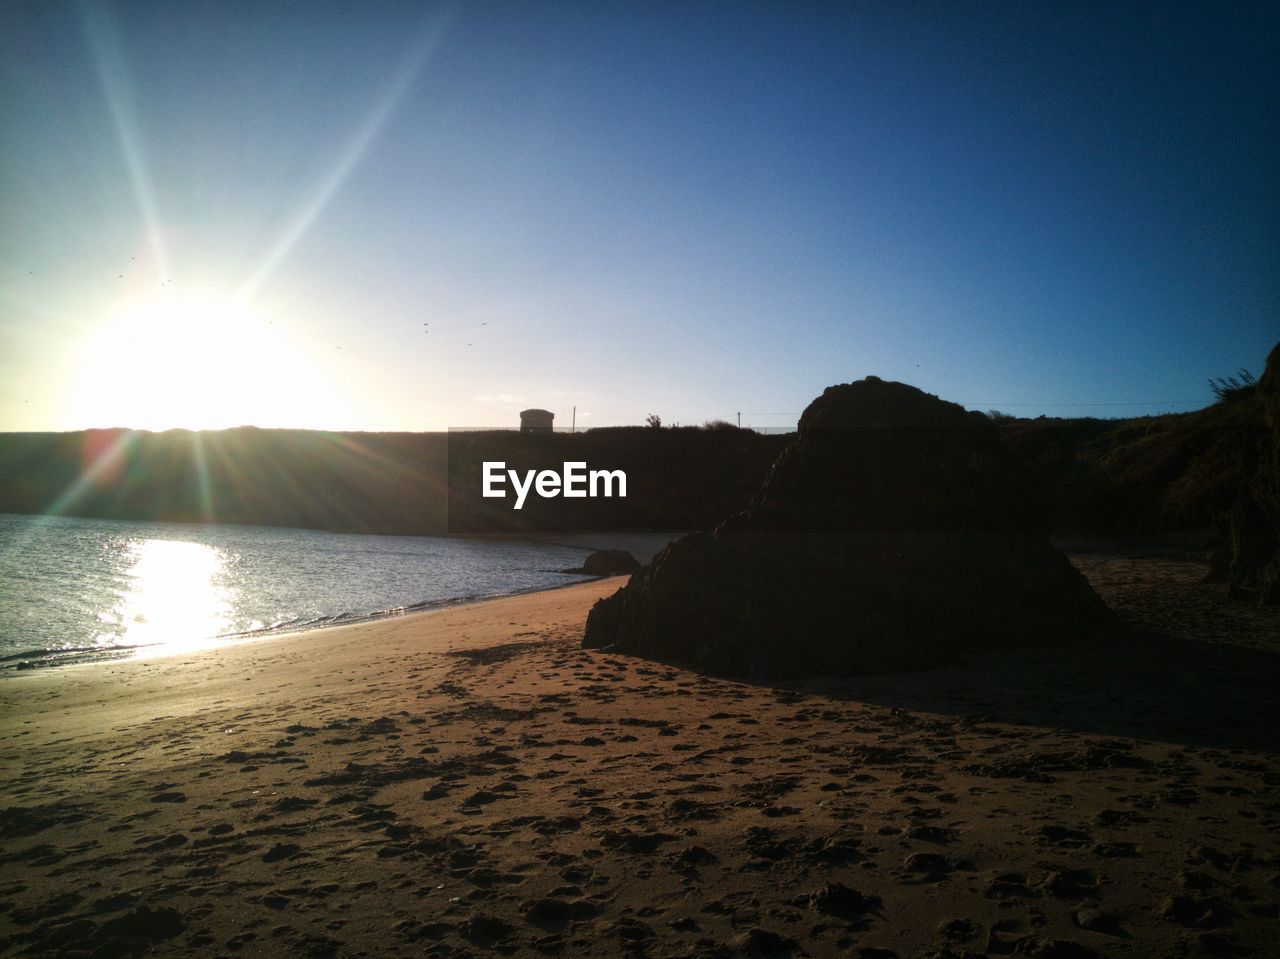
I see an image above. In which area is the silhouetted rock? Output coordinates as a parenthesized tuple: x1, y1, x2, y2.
(1224, 342, 1280, 604)
(566, 549, 642, 576)
(583, 377, 1116, 677)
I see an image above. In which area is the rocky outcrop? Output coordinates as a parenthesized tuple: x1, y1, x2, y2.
(565, 549, 642, 576)
(583, 377, 1116, 678)
(1224, 343, 1280, 604)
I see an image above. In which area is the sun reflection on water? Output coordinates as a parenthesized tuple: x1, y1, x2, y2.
(102, 539, 236, 656)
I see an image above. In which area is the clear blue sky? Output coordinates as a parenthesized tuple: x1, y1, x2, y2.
(1, 1, 1275, 431)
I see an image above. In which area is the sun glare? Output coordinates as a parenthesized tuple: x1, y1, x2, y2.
(68, 296, 340, 430)
(102, 538, 235, 656)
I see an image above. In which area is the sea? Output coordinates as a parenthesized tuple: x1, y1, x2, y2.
(0, 513, 596, 671)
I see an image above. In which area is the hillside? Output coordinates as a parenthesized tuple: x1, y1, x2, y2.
(0, 425, 789, 537)
(1000, 398, 1260, 539)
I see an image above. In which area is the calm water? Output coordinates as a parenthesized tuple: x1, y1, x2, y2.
(0, 513, 592, 669)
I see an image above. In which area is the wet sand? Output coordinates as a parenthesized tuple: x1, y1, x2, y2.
(1, 552, 1278, 958)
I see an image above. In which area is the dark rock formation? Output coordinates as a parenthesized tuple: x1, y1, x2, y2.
(565, 549, 642, 576)
(1224, 342, 1280, 603)
(583, 377, 1116, 677)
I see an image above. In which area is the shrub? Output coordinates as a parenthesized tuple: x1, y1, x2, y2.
(1209, 369, 1257, 404)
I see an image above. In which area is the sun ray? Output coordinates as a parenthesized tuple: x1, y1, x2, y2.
(190, 431, 215, 523)
(80, 3, 171, 281)
(0, 430, 135, 570)
(42, 429, 136, 519)
(236, 11, 450, 304)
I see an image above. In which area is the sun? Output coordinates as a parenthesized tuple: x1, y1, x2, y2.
(68, 296, 339, 430)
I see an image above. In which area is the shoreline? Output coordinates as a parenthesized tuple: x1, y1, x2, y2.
(0, 574, 598, 675)
(0, 527, 678, 675)
(0, 576, 625, 704)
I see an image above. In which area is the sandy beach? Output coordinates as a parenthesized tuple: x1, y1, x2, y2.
(4, 2, 1275, 955)
(2, 551, 1278, 958)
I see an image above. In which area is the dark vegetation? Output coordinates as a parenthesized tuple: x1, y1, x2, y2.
(1000, 400, 1257, 538)
(996, 345, 1277, 600)
(1209, 368, 1257, 404)
(0, 425, 788, 537)
(0, 428, 450, 534)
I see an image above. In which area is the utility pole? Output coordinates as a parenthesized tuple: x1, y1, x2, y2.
(572, 406, 576, 433)
(737, 411, 741, 428)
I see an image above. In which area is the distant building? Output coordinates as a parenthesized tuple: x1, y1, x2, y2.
(519, 408, 554, 432)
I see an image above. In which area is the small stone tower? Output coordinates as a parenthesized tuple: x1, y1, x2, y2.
(519, 408, 554, 432)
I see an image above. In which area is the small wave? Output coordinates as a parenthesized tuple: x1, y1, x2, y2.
(0, 642, 152, 671)
(4, 573, 597, 673)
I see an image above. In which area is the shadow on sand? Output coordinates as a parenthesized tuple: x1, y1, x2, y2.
(780, 628, 1280, 755)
